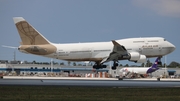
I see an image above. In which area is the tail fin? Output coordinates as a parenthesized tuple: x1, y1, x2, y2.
(151, 57, 160, 69)
(13, 17, 51, 45)
(146, 57, 160, 73)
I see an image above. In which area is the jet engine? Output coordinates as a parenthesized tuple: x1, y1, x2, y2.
(128, 52, 147, 63)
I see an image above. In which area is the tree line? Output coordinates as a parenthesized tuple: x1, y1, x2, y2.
(2, 59, 179, 68)
(28, 60, 180, 68)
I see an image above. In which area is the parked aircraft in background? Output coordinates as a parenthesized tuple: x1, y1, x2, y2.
(120, 57, 160, 76)
(12, 17, 175, 69)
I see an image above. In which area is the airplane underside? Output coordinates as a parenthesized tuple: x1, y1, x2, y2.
(57, 56, 162, 70)
(46, 55, 165, 70)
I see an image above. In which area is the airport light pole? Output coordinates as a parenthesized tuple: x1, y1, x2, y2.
(2, 45, 17, 61)
(13, 50, 16, 61)
(109, 61, 112, 76)
(165, 56, 167, 78)
(51, 59, 53, 73)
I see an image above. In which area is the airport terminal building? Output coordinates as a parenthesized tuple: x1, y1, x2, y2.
(0, 61, 109, 78)
(0, 60, 180, 78)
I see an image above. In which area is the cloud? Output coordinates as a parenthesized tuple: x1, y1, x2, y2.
(133, 0, 180, 17)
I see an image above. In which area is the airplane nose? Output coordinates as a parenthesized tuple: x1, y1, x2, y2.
(168, 42, 176, 52)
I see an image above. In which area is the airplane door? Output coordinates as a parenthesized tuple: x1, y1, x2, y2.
(158, 45, 162, 55)
(159, 45, 162, 51)
(138, 46, 143, 54)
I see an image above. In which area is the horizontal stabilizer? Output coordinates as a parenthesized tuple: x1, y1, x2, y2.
(2, 45, 18, 49)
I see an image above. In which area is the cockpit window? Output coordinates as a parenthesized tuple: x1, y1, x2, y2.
(164, 39, 166, 41)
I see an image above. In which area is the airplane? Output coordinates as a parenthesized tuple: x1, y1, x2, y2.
(12, 17, 175, 70)
(119, 57, 160, 76)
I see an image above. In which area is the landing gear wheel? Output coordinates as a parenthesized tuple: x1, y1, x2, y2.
(158, 61, 162, 65)
(114, 63, 118, 67)
(111, 66, 116, 70)
(93, 65, 99, 69)
(93, 63, 107, 69)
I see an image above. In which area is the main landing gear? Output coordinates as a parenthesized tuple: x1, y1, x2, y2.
(93, 63, 107, 69)
(93, 61, 119, 70)
(112, 61, 118, 70)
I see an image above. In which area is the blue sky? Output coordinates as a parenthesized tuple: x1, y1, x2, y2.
(0, 0, 179, 65)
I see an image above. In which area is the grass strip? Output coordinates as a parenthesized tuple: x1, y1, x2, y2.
(0, 86, 179, 101)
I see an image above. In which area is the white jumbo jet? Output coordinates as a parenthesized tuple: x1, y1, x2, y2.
(12, 17, 175, 69)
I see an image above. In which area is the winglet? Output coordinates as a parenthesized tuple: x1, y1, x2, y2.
(2, 45, 18, 49)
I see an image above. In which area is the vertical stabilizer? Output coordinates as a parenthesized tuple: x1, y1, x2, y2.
(151, 57, 160, 69)
(13, 17, 51, 45)
(146, 57, 160, 73)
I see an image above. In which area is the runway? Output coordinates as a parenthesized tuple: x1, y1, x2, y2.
(0, 78, 180, 87)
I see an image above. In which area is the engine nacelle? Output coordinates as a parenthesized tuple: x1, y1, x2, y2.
(128, 52, 146, 63)
(128, 52, 140, 61)
(136, 55, 146, 63)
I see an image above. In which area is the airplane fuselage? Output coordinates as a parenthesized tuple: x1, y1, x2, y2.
(120, 68, 150, 74)
(43, 37, 174, 62)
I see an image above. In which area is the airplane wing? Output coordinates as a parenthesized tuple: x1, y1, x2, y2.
(111, 40, 127, 54)
(100, 40, 128, 64)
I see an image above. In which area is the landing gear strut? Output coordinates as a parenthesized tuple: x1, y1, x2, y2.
(112, 61, 118, 70)
(158, 57, 162, 66)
